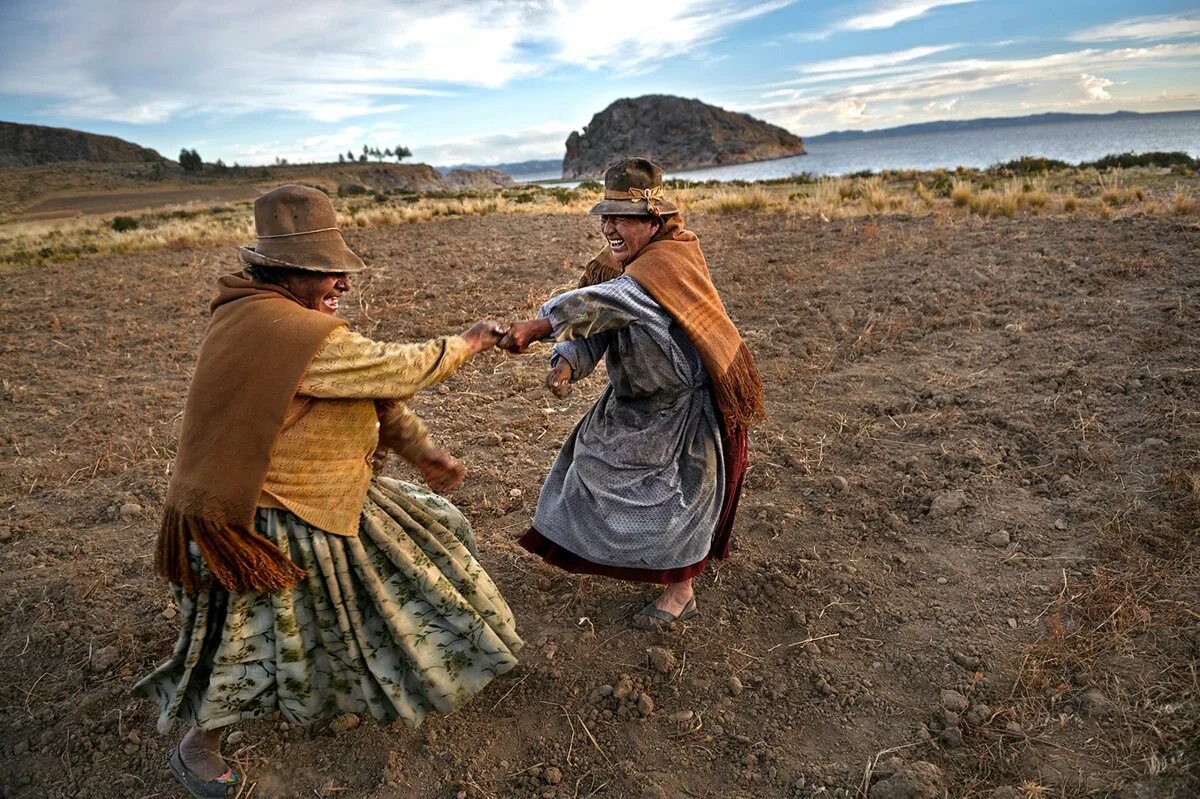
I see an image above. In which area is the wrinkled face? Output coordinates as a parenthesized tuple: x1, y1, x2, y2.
(600, 215, 660, 265)
(282, 272, 352, 315)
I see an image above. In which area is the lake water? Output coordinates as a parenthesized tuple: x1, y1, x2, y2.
(521, 111, 1200, 185)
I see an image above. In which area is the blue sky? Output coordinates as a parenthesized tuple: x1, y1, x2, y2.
(1, 1, 1197, 166)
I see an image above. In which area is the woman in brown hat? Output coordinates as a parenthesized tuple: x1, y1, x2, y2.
(500, 158, 764, 631)
(134, 185, 522, 797)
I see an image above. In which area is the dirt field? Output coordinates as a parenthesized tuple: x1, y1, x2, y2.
(1, 210, 1197, 799)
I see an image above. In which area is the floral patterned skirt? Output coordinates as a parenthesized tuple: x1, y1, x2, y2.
(134, 477, 522, 733)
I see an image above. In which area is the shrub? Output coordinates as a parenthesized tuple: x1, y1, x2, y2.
(1175, 190, 1195, 216)
(111, 216, 139, 232)
(1081, 151, 1198, 170)
(991, 155, 1070, 175)
(178, 148, 203, 172)
(577, 180, 603, 191)
(1063, 195, 1079, 213)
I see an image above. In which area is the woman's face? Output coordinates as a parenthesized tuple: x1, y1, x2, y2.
(281, 272, 352, 315)
(600, 215, 660, 265)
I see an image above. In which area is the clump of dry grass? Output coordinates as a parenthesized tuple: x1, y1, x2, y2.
(1175, 188, 1195, 216)
(858, 176, 890, 214)
(1098, 169, 1124, 206)
(813, 178, 847, 212)
(915, 182, 934, 207)
(700, 186, 775, 213)
(951, 178, 973, 207)
(1063, 194, 1079, 213)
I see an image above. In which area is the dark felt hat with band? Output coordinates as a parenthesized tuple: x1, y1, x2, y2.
(237, 184, 366, 273)
(588, 157, 679, 217)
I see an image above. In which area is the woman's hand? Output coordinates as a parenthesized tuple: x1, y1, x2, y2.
(461, 321, 507, 354)
(415, 448, 466, 493)
(546, 360, 573, 397)
(498, 318, 552, 353)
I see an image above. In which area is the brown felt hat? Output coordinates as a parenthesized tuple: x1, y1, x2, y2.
(237, 184, 366, 273)
(588, 157, 678, 217)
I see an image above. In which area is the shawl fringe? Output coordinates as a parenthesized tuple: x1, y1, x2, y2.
(155, 507, 306, 595)
(711, 341, 768, 430)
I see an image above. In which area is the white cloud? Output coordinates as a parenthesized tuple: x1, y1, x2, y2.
(923, 97, 959, 112)
(0, 0, 793, 125)
(412, 123, 574, 167)
(835, 99, 870, 122)
(749, 42, 1200, 133)
(837, 0, 978, 32)
(796, 0, 977, 40)
(1071, 14, 1200, 42)
(1077, 74, 1113, 102)
(797, 45, 959, 74)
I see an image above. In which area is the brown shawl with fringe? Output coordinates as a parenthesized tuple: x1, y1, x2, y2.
(155, 273, 345, 594)
(580, 214, 766, 430)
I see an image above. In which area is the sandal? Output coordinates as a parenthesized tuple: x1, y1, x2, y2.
(632, 597, 699, 631)
(169, 746, 238, 798)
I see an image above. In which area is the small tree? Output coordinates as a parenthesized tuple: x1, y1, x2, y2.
(358, 153, 368, 163)
(179, 148, 203, 172)
(338, 153, 345, 163)
(394, 145, 411, 162)
(346, 149, 355, 162)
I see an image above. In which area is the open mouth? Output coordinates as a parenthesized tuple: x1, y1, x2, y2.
(607, 236, 625, 250)
(323, 295, 340, 311)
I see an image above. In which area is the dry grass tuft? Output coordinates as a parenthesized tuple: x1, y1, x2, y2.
(951, 178, 973, 207)
(1098, 169, 1124, 206)
(915, 182, 934, 207)
(858, 176, 890, 214)
(1175, 188, 1195, 216)
(701, 187, 776, 213)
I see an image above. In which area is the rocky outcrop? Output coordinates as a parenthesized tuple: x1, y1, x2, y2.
(0, 121, 166, 167)
(336, 164, 514, 195)
(562, 95, 805, 179)
(440, 167, 515, 191)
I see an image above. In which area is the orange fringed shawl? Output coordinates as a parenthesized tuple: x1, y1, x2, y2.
(580, 214, 766, 430)
(155, 274, 344, 594)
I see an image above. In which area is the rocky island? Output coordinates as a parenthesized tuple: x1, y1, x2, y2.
(562, 94, 806, 179)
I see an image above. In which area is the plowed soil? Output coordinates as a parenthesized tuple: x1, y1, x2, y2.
(1, 211, 1197, 799)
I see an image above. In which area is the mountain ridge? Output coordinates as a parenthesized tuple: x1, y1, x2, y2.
(806, 109, 1200, 143)
(0, 120, 167, 167)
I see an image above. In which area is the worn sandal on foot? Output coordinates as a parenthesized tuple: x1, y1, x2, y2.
(169, 747, 238, 798)
(632, 597, 699, 631)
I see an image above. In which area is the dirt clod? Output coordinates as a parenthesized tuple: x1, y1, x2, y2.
(869, 761, 945, 799)
(330, 714, 360, 734)
(928, 490, 967, 518)
(646, 646, 675, 674)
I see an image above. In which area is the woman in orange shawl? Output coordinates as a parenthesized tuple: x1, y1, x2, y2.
(501, 158, 764, 631)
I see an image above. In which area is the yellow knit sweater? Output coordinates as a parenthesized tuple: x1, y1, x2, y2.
(258, 326, 471, 536)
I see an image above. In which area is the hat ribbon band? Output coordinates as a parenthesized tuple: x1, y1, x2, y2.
(257, 226, 341, 240)
(603, 186, 664, 213)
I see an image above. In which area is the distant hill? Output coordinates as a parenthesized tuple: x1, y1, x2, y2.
(562, 95, 806, 179)
(0, 121, 167, 167)
(806, 109, 1200, 143)
(437, 158, 560, 178)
